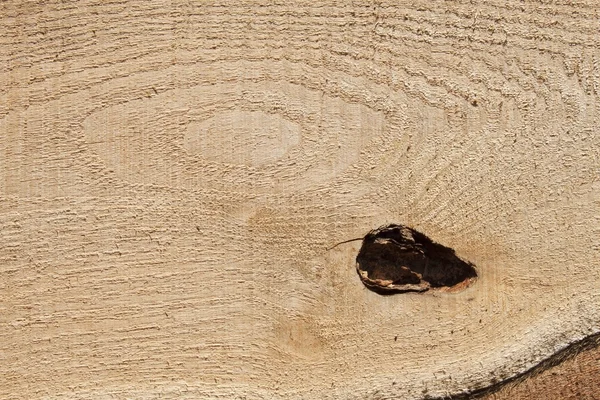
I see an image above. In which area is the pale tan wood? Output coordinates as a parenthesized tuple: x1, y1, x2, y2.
(1, 1, 599, 399)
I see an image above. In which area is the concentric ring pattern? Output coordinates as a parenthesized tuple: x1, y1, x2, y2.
(0, 1, 599, 399)
(81, 66, 388, 193)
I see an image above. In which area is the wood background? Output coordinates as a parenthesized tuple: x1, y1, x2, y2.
(1, 1, 599, 399)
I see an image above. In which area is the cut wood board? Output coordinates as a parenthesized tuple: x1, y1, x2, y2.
(1, 1, 599, 399)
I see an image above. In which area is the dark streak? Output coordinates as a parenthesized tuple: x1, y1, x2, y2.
(422, 331, 600, 400)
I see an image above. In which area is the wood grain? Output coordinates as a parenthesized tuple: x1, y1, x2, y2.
(1, 1, 599, 399)
(476, 333, 600, 400)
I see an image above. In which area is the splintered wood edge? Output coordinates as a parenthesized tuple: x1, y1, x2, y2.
(357, 269, 430, 293)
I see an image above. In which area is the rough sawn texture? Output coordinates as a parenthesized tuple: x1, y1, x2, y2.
(0, 1, 599, 399)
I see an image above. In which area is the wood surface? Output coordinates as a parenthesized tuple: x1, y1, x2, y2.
(478, 332, 600, 400)
(1, 1, 599, 399)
